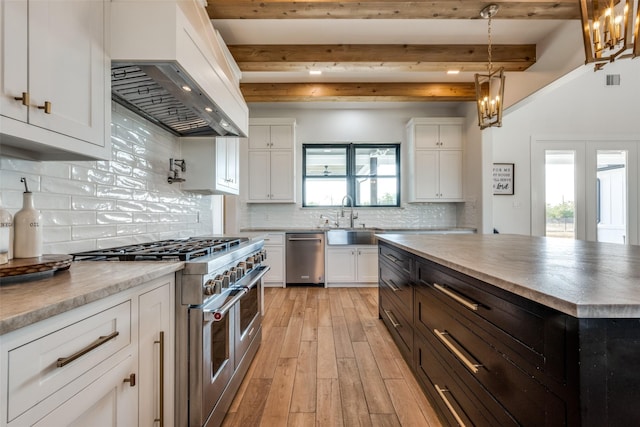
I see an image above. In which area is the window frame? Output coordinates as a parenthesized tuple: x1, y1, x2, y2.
(302, 143, 401, 208)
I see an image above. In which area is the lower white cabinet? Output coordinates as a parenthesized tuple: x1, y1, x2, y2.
(326, 246, 378, 285)
(0, 274, 175, 427)
(263, 232, 285, 287)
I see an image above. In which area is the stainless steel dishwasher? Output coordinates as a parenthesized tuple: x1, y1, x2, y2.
(286, 232, 325, 285)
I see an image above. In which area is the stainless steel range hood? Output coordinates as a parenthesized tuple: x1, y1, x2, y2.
(111, 0, 248, 137)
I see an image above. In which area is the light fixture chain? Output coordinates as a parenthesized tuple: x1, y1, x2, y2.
(488, 13, 493, 73)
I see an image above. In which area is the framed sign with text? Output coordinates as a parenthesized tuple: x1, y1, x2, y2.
(493, 163, 514, 195)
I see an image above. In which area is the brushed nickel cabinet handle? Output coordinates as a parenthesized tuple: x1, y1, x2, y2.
(383, 253, 400, 263)
(37, 101, 52, 114)
(56, 331, 119, 368)
(382, 278, 401, 292)
(434, 384, 466, 427)
(434, 329, 481, 374)
(154, 331, 165, 427)
(433, 283, 478, 311)
(383, 309, 400, 328)
(14, 92, 29, 106)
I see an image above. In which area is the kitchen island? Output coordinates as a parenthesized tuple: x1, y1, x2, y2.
(376, 233, 640, 427)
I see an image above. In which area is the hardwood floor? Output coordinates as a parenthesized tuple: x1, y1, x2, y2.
(222, 286, 442, 427)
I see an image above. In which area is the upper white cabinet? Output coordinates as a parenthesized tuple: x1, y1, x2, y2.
(0, 0, 110, 161)
(407, 118, 464, 202)
(181, 137, 240, 195)
(245, 118, 296, 203)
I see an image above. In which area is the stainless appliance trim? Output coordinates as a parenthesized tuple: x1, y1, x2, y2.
(286, 232, 325, 285)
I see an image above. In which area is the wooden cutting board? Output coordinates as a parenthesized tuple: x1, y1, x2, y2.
(0, 255, 72, 278)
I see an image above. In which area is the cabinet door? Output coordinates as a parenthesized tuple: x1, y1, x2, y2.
(139, 282, 174, 427)
(226, 137, 240, 193)
(269, 150, 295, 201)
(327, 247, 356, 283)
(248, 125, 271, 149)
(263, 245, 284, 284)
(356, 247, 378, 282)
(216, 138, 229, 190)
(248, 150, 271, 201)
(29, 0, 106, 146)
(29, 355, 137, 427)
(270, 125, 293, 149)
(0, 0, 28, 122)
(414, 150, 439, 200)
(439, 124, 463, 149)
(438, 150, 463, 200)
(414, 125, 440, 149)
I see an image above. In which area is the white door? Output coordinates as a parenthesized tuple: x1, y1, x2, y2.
(0, 0, 28, 122)
(439, 150, 463, 200)
(269, 150, 294, 201)
(414, 150, 439, 200)
(248, 150, 271, 201)
(356, 247, 379, 283)
(531, 139, 639, 245)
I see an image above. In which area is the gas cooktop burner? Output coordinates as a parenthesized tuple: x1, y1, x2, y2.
(71, 237, 247, 261)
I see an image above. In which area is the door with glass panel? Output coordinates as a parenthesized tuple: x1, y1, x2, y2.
(531, 140, 638, 245)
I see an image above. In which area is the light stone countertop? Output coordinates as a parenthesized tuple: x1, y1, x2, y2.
(376, 233, 640, 318)
(0, 261, 184, 335)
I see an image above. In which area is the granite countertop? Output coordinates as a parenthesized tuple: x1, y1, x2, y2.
(241, 227, 476, 233)
(0, 261, 184, 335)
(377, 233, 640, 319)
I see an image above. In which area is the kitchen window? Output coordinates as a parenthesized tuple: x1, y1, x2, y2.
(302, 143, 400, 207)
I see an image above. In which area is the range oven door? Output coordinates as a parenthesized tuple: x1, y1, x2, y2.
(235, 265, 269, 367)
(188, 288, 240, 427)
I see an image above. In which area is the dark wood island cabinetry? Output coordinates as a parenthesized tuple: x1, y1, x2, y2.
(377, 234, 640, 427)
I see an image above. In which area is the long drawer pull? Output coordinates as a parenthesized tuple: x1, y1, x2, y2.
(383, 309, 401, 328)
(154, 331, 165, 427)
(434, 329, 481, 374)
(434, 384, 467, 427)
(382, 278, 401, 292)
(56, 331, 119, 368)
(434, 283, 479, 311)
(383, 253, 401, 264)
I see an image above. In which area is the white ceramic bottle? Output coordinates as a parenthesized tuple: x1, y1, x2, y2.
(0, 195, 13, 264)
(13, 178, 43, 258)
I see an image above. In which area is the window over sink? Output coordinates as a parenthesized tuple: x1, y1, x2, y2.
(302, 143, 400, 207)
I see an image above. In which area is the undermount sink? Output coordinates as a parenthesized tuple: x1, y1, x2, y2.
(326, 229, 379, 246)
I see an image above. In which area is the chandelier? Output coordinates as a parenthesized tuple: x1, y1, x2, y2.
(579, 0, 640, 70)
(475, 4, 506, 129)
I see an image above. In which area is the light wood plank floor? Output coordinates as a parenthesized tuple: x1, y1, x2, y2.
(222, 286, 443, 427)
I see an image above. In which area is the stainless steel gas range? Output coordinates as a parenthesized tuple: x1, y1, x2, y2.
(73, 236, 269, 427)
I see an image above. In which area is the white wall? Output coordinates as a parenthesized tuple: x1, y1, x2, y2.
(491, 59, 640, 235)
(238, 102, 479, 230)
(0, 103, 215, 255)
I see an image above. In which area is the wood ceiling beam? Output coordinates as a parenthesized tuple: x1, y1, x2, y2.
(240, 82, 477, 102)
(229, 44, 537, 72)
(207, 1, 580, 20)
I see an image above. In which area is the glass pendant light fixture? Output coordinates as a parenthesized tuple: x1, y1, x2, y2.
(475, 4, 506, 129)
(580, 0, 640, 70)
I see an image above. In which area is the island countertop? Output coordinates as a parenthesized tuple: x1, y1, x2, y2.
(376, 233, 640, 318)
(0, 261, 184, 335)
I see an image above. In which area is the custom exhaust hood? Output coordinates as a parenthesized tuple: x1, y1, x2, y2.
(110, 0, 248, 137)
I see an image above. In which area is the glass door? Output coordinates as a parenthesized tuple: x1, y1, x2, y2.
(544, 150, 576, 239)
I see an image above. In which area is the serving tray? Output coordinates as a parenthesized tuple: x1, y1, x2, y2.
(0, 255, 72, 279)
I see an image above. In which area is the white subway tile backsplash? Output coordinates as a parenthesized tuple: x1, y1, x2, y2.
(0, 106, 215, 253)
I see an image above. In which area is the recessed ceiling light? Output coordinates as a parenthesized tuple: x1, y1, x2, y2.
(205, 107, 213, 112)
(447, 70, 460, 75)
(309, 70, 322, 75)
(182, 85, 192, 92)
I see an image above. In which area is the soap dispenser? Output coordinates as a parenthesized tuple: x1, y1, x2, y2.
(13, 177, 43, 258)
(0, 195, 12, 264)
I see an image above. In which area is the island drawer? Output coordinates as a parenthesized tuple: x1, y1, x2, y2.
(379, 256, 413, 315)
(379, 294, 413, 364)
(415, 287, 569, 425)
(379, 243, 412, 276)
(6, 300, 132, 422)
(416, 258, 571, 384)
(414, 329, 518, 427)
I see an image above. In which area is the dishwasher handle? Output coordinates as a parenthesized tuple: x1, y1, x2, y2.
(287, 237, 323, 241)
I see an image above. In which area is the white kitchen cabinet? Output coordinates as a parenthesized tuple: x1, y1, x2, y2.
(263, 233, 286, 287)
(246, 119, 296, 203)
(0, 0, 110, 161)
(181, 137, 240, 195)
(326, 246, 378, 286)
(407, 118, 464, 202)
(138, 279, 175, 427)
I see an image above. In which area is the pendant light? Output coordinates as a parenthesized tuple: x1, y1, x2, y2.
(475, 4, 506, 129)
(580, 0, 640, 70)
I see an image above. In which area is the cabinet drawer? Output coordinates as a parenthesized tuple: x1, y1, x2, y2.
(379, 243, 412, 275)
(263, 233, 284, 245)
(379, 257, 413, 315)
(415, 288, 568, 426)
(379, 295, 413, 364)
(7, 301, 131, 421)
(416, 259, 571, 384)
(414, 330, 518, 427)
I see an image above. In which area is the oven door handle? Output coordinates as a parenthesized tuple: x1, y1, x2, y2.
(204, 289, 247, 322)
(244, 265, 270, 291)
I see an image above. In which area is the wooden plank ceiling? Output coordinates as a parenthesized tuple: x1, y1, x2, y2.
(207, 1, 581, 102)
